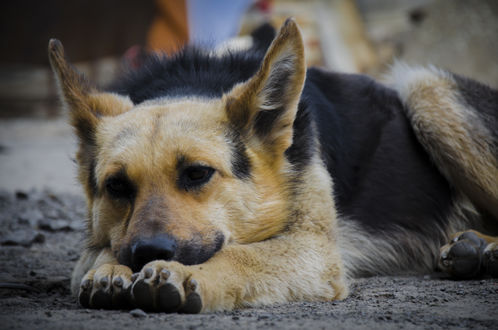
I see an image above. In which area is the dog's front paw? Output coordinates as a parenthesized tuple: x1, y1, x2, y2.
(131, 260, 203, 313)
(79, 264, 133, 309)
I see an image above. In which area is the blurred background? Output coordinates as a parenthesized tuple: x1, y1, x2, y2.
(0, 0, 497, 193)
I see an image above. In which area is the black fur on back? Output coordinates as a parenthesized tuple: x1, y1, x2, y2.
(304, 68, 453, 236)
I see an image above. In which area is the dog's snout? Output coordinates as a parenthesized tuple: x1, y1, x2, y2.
(131, 235, 177, 271)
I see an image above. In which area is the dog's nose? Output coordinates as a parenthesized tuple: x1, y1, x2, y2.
(131, 235, 177, 271)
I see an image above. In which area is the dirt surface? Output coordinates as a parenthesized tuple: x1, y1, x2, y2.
(0, 190, 497, 330)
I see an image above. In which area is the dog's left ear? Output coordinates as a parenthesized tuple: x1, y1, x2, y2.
(226, 18, 306, 156)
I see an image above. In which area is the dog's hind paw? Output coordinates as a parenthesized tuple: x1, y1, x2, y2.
(439, 231, 488, 278)
(78, 264, 133, 309)
(131, 260, 202, 313)
(483, 242, 498, 277)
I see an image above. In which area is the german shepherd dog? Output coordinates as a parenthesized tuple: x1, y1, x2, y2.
(48, 19, 498, 313)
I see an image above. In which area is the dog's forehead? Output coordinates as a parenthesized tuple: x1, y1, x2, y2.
(102, 98, 225, 138)
(97, 97, 232, 168)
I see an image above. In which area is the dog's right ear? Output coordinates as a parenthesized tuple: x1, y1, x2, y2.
(48, 39, 133, 146)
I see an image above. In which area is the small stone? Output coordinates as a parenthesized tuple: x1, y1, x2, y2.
(130, 308, 147, 318)
(0, 229, 45, 247)
(15, 191, 29, 200)
(25, 209, 44, 226)
(69, 222, 85, 231)
(38, 218, 72, 231)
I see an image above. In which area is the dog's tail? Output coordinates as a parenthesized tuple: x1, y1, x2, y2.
(389, 63, 498, 221)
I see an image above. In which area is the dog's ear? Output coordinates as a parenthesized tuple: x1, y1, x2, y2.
(48, 39, 133, 147)
(225, 18, 306, 156)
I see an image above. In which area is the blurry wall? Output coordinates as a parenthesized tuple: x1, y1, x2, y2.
(0, 0, 155, 65)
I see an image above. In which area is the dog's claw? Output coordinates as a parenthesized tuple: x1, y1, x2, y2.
(160, 269, 171, 280)
(144, 268, 154, 279)
(113, 276, 123, 287)
(99, 276, 109, 288)
(81, 279, 92, 290)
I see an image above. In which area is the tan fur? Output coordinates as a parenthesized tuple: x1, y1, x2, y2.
(49, 20, 347, 311)
(388, 63, 498, 219)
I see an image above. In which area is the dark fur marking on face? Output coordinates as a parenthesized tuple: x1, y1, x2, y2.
(225, 129, 252, 179)
(174, 231, 225, 265)
(104, 168, 137, 202)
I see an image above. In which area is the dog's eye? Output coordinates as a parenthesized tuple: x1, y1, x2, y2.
(105, 176, 135, 200)
(179, 166, 215, 191)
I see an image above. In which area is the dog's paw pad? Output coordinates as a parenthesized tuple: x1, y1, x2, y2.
(157, 283, 182, 311)
(111, 276, 132, 309)
(132, 278, 155, 311)
(91, 287, 113, 309)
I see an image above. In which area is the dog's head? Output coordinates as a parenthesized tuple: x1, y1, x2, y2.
(49, 19, 306, 272)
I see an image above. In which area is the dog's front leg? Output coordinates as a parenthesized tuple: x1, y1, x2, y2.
(131, 232, 347, 313)
(71, 247, 133, 309)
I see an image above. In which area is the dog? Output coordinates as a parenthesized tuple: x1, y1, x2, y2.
(48, 19, 498, 313)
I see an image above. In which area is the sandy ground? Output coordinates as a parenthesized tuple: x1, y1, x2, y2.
(1, 190, 497, 330)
